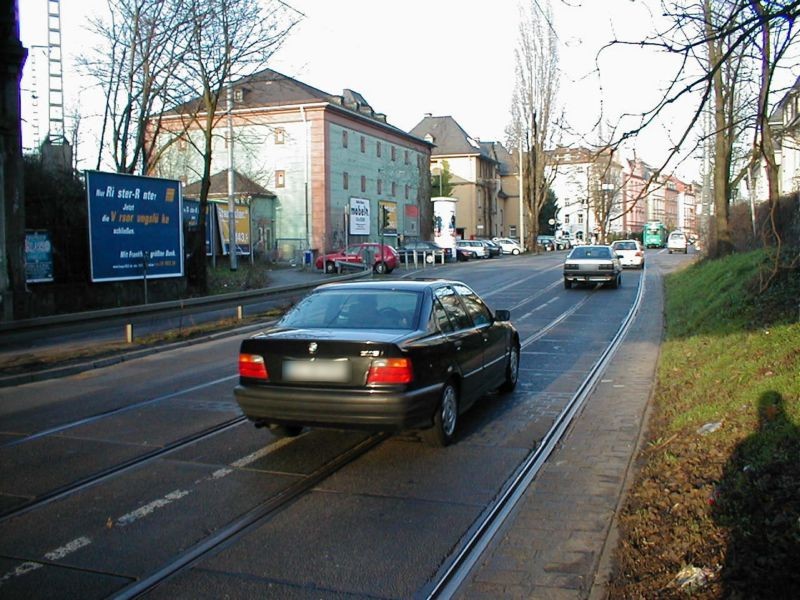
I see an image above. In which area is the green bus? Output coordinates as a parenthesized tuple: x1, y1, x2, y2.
(643, 221, 667, 248)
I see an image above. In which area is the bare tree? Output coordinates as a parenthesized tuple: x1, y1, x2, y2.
(587, 146, 626, 243)
(507, 0, 561, 252)
(166, 0, 300, 291)
(81, 0, 190, 174)
(603, 0, 800, 258)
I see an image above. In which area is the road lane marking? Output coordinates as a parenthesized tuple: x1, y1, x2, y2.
(0, 536, 93, 587)
(231, 436, 297, 468)
(117, 490, 190, 526)
(44, 536, 91, 560)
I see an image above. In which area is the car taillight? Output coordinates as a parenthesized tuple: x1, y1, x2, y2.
(367, 358, 413, 384)
(636, 251, 643, 257)
(239, 353, 268, 380)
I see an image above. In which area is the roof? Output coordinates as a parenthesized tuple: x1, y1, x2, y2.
(183, 169, 275, 199)
(315, 278, 460, 293)
(165, 68, 426, 143)
(409, 115, 497, 162)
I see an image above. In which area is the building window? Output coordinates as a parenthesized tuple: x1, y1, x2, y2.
(564, 214, 570, 225)
(391, 146, 396, 161)
(391, 182, 396, 196)
(342, 130, 348, 148)
(405, 184, 409, 200)
(404, 150, 409, 165)
(234, 88, 243, 102)
(377, 179, 383, 195)
(361, 175, 366, 193)
(376, 141, 382, 158)
(360, 136, 366, 153)
(274, 127, 285, 144)
(276, 170, 285, 188)
(343, 172, 349, 190)
(578, 213, 584, 225)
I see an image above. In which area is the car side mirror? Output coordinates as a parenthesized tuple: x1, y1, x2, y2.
(494, 309, 511, 322)
(616, 254, 624, 259)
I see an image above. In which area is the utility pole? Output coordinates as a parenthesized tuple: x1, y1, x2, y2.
(226, 81, 237, 271)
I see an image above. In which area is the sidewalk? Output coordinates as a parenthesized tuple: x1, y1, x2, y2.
(456, 269, 663, 599)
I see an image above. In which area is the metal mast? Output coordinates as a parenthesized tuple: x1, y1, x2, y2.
(46, 0, 65, 143)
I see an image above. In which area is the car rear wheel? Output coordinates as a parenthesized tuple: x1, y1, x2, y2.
(512, 248, 520, 255)
(325, 261, 337, 274)
(422, 381, 458, 447)
(499, 345, 519, 393)
(611, 274, 621, 289)
(374, 261, 387, 274)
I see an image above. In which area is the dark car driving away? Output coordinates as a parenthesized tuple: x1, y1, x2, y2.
(234, 279, 520, 447)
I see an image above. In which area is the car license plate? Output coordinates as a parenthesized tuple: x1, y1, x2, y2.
(283, 359, 350, 382)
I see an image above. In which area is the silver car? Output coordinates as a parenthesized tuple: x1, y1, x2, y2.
(563, 245, 623, 289)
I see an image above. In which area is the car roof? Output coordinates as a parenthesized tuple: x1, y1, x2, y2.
(313, 278, 468, 293)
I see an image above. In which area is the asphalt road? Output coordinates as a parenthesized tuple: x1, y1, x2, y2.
(0, 249, 692, 598)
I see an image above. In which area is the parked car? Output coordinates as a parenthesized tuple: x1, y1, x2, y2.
(557, 232, 575, 248)
(397, 241, 450, 264)
(536, 235, 555, 251)
(478, 239, 503, 258)
(315, 243, 399, 274)
(667, 231, 688, 254)
(492, 237, 524, 255)
(456, 239, 490, 259)
(611, 239, 645, 269)
(234, 279, 520, 447)
(563, 244, 623, 289)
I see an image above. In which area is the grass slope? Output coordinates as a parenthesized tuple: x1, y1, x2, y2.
(608, 250, 800, 598)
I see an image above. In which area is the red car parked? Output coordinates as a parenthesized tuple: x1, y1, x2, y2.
(315, 243, 399, 274)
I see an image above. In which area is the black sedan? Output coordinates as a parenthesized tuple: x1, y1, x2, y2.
(235, 279, 520, 446)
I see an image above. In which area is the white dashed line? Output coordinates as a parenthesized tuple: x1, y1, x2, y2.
(116, 490, 191, 526)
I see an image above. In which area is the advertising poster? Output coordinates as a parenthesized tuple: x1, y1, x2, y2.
(215, 203, 251, 255)
(25, 230, 54, 283)
(86, 170, 183, 282)
(349, 197, 370, 235)
(404, 204, 419, 236)
(432, 197, 457, 252)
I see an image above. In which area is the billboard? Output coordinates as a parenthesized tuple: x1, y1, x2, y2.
(215, 203, 251, 255)
(86, 171, 183, 282)
(25, 230, 54, 283)
(349, 197, 370, 235)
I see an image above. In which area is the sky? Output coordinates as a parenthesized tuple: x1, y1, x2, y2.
(18, 0, 700, 179)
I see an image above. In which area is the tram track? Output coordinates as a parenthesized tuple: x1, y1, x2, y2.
(426, 264, 646, 598)
(0, 263, 646, 598)
(0, 416, 248, 522)
(112, 431, 390, 599)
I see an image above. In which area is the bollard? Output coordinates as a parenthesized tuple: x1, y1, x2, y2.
(125, 323, 133, 344)
(237, 305, 243, 320)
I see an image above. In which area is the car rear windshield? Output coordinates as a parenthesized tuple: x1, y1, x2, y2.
(570, 246, 611, 259)
(614, 242, 637, 250)
(280, 289, 422, 330)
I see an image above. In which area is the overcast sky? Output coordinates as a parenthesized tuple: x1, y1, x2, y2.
(19, 0, 699, 178)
